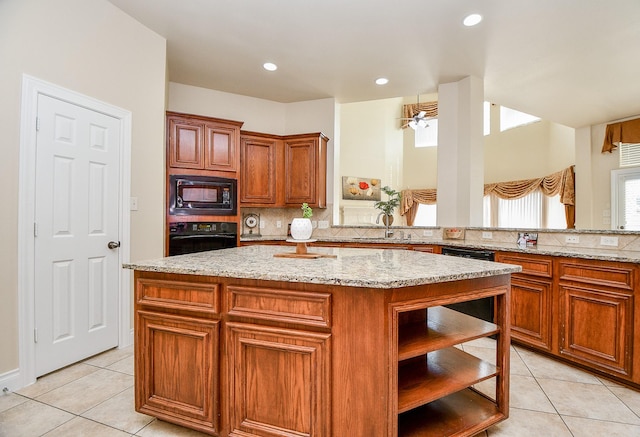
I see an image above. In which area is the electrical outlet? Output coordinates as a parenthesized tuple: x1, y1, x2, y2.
(130, 197, 138, 211)
(482, 231, 493, 239)
(276, 220, 282, 228)
(318, 220, 329, 229)
(259, 220, 266, 229)
(600, 236, 619, 247)
(565, 235, 580, 244)
(422, 230, 433, 237)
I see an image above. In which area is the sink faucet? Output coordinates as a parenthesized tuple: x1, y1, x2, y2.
(376, 212, 394, 238)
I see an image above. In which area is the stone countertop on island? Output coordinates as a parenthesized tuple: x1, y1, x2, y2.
(124, 245, 520, 289)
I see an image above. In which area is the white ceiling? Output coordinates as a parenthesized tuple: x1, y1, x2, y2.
(109, 0, 640, 128)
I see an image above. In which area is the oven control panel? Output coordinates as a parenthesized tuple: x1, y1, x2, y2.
(170, 222, 238, 236)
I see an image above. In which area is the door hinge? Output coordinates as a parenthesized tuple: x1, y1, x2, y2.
(34, 328, 38, 343)
(33, 222, 38, 237)
(35, 117, 40, 131)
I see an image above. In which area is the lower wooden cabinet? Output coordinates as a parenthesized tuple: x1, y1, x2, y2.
(495, 253, 553, 351)
(136, 310, 221, 434)
(559, 284, 633, 377)
(226, 322, 331, 437)
(510, 276, 552, 351)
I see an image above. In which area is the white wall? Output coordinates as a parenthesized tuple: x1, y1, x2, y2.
(0, 0, 166, 376)
(339, 98, 404, 223)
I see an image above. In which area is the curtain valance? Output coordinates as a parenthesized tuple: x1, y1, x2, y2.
(399, 166, 575, 227)
(602, 118, 640, 153)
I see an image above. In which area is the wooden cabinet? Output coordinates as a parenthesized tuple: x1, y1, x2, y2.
(134, 273, 222, 435)
(240, 131, 328, 208)
(226, 283, 332, 437)
(557, 258, 635, 378)
(496, 253, 553, 351)
(167, 111, 242, 173)
(240, 133, 278, 205)
(391, 282, 510, 436)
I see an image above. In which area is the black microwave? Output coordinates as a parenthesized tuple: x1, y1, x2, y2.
(169, 175, 237, 216)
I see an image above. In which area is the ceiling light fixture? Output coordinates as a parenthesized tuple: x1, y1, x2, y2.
(375, 77, 389, 85)
(263, 62, 278, 71)
(463, 13, 482, 27)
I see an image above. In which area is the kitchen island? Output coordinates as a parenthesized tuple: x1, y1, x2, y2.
(125, 245, 520, 437)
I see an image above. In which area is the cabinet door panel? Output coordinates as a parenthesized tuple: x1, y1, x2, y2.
(168, 118, 204, 169)
(136, 311, 220, 434)
(284, 139, 316, 205)
(559, 285, 632, 376)
(510, 277, 552, 351)
(228, 322, 331, 437)
(240, 136, 277, 204)
(205, 124, 237, 172)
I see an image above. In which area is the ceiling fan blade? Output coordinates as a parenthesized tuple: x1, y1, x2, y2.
(417, 111, 426, 118)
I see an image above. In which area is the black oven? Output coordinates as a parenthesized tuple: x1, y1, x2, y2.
(169, 175, 237, 216)
(169, 222, 237, 256)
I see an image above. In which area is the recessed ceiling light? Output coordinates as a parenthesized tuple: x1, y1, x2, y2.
(263, 62, 278, 71)
(463, 14, 482, 27)
(375, 77, 389, 85)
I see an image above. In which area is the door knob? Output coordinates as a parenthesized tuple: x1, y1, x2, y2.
(108, 241, 121, 249)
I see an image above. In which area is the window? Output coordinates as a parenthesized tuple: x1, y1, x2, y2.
(483, 189, 565, 229)
(619, 143, 640, 167)
(415, 118, 438, 148)
(499, 106, 540, 132)
(413, 203, 437, 226)
(611, 168, 640, 230)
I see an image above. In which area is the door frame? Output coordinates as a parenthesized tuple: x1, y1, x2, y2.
(610, 167, 640, 231)
(17, 75, 132, 387)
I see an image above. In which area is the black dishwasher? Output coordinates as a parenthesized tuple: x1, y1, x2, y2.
(441, 247, 495, 323)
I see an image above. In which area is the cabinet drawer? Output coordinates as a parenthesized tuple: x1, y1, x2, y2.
(495, 253, 552, 278)
(137, 278, 220, 314)
(558, 260, 634, 292)
(228, 285, 331, 328)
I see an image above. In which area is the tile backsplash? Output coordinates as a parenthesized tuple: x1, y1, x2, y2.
(242, 206, 640, 252)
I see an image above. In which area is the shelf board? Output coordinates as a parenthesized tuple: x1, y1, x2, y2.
(398, 388, 506, 437)
(398, 306, 499, 361)
(398, 347, 498, 413)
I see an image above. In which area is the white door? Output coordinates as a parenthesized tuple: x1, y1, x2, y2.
(612, 168, 640, 231)
(34, 94, 121, 376)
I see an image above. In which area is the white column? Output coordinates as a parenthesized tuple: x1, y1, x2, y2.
(574, 126, 593, 229)
(436, 76, 484, 227)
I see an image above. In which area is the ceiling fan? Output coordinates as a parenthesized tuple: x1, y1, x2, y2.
(399, 95, 434, 130)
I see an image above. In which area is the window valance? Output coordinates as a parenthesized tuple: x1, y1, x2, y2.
(400, 166, 575, 227)
(602, 118, 640, 153)
(401, 101, 438, 129)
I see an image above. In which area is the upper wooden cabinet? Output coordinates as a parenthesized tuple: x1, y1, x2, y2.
(240, 133, 278, 205)
(240, 131, 328, 208)
(167, 112, 243, 173)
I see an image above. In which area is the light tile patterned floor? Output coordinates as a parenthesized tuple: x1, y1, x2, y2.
(1, 341, 640, 436)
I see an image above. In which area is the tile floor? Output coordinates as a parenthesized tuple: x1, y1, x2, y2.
(1, 340, 640, 436)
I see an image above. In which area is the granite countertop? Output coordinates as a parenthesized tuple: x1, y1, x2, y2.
(124, 245, 520, 289)
(241, 236, 640, 263)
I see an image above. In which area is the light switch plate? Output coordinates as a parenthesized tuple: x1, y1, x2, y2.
(482, 231, 493, 239)
(600, 236, 618, 247)
(130, 197, 138, 211)
(318, 220, 329, 229)
(423, 230, 433, 237)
